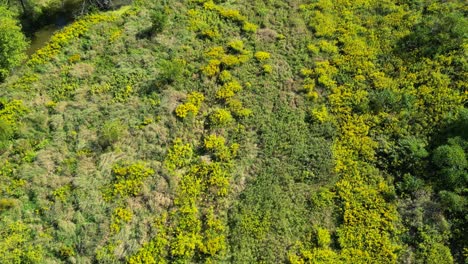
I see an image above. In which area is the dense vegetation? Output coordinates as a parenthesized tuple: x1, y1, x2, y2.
(0, 0, 466, 263)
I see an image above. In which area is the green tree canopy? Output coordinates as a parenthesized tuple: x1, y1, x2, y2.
(0, 6, 28, 81)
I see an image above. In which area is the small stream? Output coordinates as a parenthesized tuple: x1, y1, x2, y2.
(25, 0, 131, 56)
(25, 7, 76, 56)
(27, 25, 63, 56)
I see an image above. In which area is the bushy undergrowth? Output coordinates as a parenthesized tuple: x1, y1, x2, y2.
(0, 0, 466, 263)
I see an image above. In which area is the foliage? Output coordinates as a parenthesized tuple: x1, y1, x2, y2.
(149, 8, 168, 35)
(210, 108, 234, 127)
(0, 0, 465, 262)
(164, 138, 194, 172)
(98, 119, 126, 148)
(204, 134, 237, 162)
(201, 59, 221, 77)
(128, 213, 169, 263)
(110, 207, 133, 233)
(262, 64, 273, 74)
(0, 221, 44, 263)
(254, 51, 271, 61)
(0, 7, 28, 81)
(216, 80, 242, 100)
(175, 92, 205, 118)
(105, 162, 154, 200)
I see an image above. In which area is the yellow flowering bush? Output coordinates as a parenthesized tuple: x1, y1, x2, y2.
(210, 109, 234, 127)
(216, 80, 243, 99)
(205, 46, 225, 58)
(242, 22, 258, 33)
(221, 54, 241, 67)
(165, 138, 194, 172)
(201, 59, 221, 77)
(219, 70, 232, 83)
(262, 64, 273, 74)
(104, 162, 154, 200)
(110, 207, 133, 233)
(228, 40, 244, 52)
(254, 51, 271, 61)
(175, 92, 205, 118)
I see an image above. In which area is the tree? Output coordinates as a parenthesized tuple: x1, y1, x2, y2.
(399, 3, 467, 58)
(0, 6, 28, 81)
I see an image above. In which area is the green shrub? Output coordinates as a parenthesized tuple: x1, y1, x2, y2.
(439, 191, 466, 213)
(221, 54, 241, 67)
(0, 198, 16, 212)
(157, 59, 184, 86)
(0, 119, 14, 142)
(262, 64, 273, 74)
(210, 109, 234, 127)
(396, 173, 424, 196)
(99, 120, 126, 148)
(205, 46, 225, 58)
(150, 8, 168, 34)
(52, 184, 72, 202)
(426, 243, 454, 264)
(110, 207, 133, 233)
(242, 22, 258, 33)
(29, 11, 120, 66)
(433, 144, 466, 170)
(307, 44, 320, 54)
(199, 207, 227, 256)
(0, 221, 44, 263)
(0, 7, 28, 81)
(218, 70, 232, 83)
(58, 245, 75, 260)
(225, 99, 252, 119)
(128, 213, 169, 263)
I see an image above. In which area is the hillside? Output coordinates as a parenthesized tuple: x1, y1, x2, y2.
(0, 0, 466, 263)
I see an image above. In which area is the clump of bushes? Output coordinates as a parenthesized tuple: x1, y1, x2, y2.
(0, 198, 16, 212)
(98, 120, 127, 148)
(254, 51, 271, 61)
(110, 207, 133, 233)
(226, 99, 252, 118)
(216, 80, 242, 100)
(262, 64, 273, 74)
(52, 184, 72, 202)
(156, 59, 185, 86)
(204, 134, 238, 162)
(201, 59, 221, 77)
(175, 92, 205, 118)
(218, 70, 232, 83)
(0, 99, 27, 152)
(0, 7, 28, 81)
(228, 40, 244, 53)
(205, 46, 225, 58)
(195, 0, 258, 34)
(242, 22, 257, 32)
(164, 138, 194, 172)
(220, 55, 241, 67)
(210, 109, 234, 127)
(104, 162, 154, 200)
(149, 8, 168, 35)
